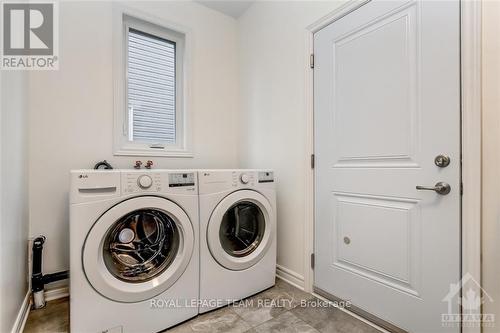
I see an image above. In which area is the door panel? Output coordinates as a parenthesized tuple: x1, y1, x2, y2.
(314, 1, 460, 331)
(333, 193, 419, 293)
(333, 5, 417, 166)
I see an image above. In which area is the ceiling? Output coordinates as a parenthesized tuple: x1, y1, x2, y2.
(195, 0, 255, 19)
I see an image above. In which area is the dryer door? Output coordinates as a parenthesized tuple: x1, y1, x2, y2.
(83, 196, 194, 303)
(207, 190, 274, 271)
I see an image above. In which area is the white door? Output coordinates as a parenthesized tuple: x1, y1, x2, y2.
(314, 1, 460, 332)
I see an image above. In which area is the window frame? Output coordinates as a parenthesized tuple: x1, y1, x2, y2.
(113, 6, 193, 157)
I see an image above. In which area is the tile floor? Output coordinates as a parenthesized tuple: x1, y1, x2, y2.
(24, 279, 381, 333)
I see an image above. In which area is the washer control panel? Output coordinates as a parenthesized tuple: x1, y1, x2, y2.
(137, 175, 153, 189)
(123, 172, 162, 193)
(168, 173, 195, 187)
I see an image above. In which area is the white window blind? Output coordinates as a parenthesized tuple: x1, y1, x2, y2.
(127, 28, 176, 144)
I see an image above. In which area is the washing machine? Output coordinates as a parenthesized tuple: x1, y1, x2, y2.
(198, 169, 276, 313)
(70, 169, 199, 333)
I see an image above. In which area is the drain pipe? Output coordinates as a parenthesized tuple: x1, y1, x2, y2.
(31, 236, 45, 308)
(31, 236, 69, 309)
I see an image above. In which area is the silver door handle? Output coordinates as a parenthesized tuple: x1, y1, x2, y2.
(416, 182, 451, 195)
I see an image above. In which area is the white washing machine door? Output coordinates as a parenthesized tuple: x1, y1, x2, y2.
(83, 196, 194, 303)
(207, 190, 274, 271)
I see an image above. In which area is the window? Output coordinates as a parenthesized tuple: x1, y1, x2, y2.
(127, 28, 176, 144)
(114, 12, 191, 156)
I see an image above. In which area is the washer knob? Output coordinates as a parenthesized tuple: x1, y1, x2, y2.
(240, 173, 250, 184)
(137, 175, 153, 189)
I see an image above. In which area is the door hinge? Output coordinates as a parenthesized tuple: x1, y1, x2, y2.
(311, 253, 315, 270)
(310, 54, 314, 69)
(310, 154, 315, 169)
(460, 182, 463, 195)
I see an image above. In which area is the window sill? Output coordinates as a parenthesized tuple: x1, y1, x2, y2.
(113, 148, 194, 158)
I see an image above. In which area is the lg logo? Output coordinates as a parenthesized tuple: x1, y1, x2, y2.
(3, 3, 54, 56)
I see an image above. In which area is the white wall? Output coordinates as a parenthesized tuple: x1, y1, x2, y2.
(482, 1, 500, 329)
(0, 71, 29, 332)
(28, 0, 348, 294)
(28, 1, 239, 276)
(238, 1, 344, 287)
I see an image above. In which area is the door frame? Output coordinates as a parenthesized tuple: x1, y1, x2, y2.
(303, 1, 482, 331)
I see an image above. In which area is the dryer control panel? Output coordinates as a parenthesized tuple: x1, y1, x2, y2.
(199, 169, 275, 194)
(258, 171, 274, 183)
(232, 171, 256, 187)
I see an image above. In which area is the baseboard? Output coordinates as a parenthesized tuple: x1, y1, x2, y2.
(11, 291, 31, 333)
(44, 286, 69, 302)
(276, 264, 305, 290)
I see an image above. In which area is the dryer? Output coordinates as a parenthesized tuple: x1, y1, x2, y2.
(70, 170, 199, 333)
(198, 169, 276, 313)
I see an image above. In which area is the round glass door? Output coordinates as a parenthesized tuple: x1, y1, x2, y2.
(83, 196, 194, 303)
(219, 202, 265, 258)
(103, 209, 180, 283)
(207, 190, 274, 271)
